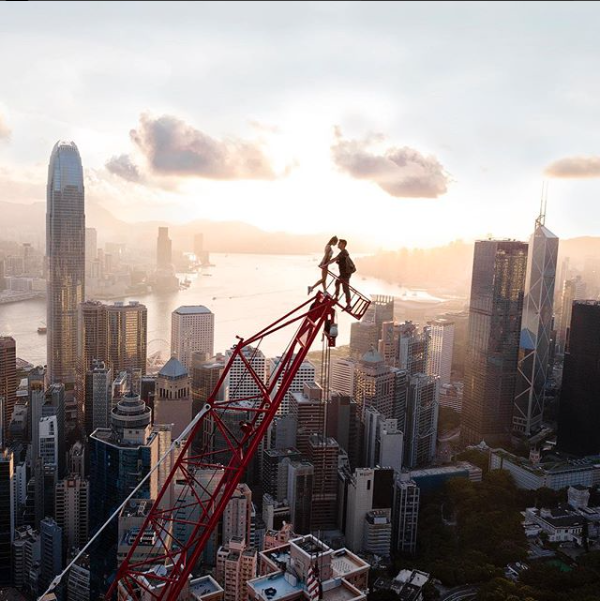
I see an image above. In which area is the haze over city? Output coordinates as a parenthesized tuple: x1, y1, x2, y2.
(1, 2, 600, 249)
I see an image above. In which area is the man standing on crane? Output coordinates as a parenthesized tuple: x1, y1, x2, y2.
(326, 238, 356, 310)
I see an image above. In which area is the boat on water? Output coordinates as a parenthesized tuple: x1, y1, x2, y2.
(37, 326, 47, 334)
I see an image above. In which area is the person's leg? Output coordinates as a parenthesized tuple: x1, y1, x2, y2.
(320, 267, 329, 292)
(343, 277, 351, 306)
(334, 278, 341, 299)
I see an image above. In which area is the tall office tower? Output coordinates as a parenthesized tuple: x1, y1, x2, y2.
(33, 384, 65, 478)
(78, 300, 108, 374)
(85, 227, 97, 280)
(40, 517, 62, 593)
(329, 357, 356, 397)
(289, 382, 325, 456)
(191, 352, 225, 408)
(558, 301, 600, 456)
(262, 448, 301, 500)
(404, 374, 439, 468)
(222, 483, 252, 545)
(55, 476, 89, 551)
(39, 415, 59, 467)
(583, 255, 600, 298)
(391, 368, 409, 431)
(215, 537, 257, 601)
(106, 301, 148, 375)
(343, 467, 394, 553)
(308, 434, 339, 530)
(0, 336, 16, 445)
(225, 345, 266, 402)
(397, 322, 429, 375)
(557, 276, 587, 353)
(46, 141, 85, 386)
(461, 240, 528, 446)
(269, 413, 297, 450)
(350, 295, 394, 360)
(363, 407, 403, 472)
(355, 348, 395, 420)
(154, 357, 193, 439)
(441, 311, 469, 379)
(268, 356, 316, 415)
(12, 526, 39, 590)
(171, 306, 215, 371)
(392, 477, 420, 554)
(67, 555, 91, 601)
(89, 392, 159, 530)
(363, 509, 392, 556)
(513, 213, 559, 435)
(427, 319, 455, 386)
(0, 450, 14, 586)
(326, 392, 361, 468)
(84, 360, 112, 436)
(287, 461, 314, 534)
(156, 226, 172, 268)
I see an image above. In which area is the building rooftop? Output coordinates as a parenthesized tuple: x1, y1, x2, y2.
(174, 305, 212, 315)
(189, 575, 223, 599)
(360, 348, 383, 364)
(159, 357, 189, 378)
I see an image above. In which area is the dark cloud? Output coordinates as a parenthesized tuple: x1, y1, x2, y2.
(0, 113, 11, 140)
(544, 156, 600, 178)
(331, 127, 450, 198)
(130, 114, 276, 180)
(105, 154, 142, 182)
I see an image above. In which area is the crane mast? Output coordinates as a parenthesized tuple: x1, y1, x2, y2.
(108, 278, 370, 601)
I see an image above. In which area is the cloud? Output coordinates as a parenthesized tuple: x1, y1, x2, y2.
(130, 113, 276, 180)
(105, 154, 142, 182)
(544, 156, 600, 179)
(0, 113, 11, 140)
(331, 127, 450, 198)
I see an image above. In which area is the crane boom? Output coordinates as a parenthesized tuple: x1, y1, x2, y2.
(108, 279, 370, 600)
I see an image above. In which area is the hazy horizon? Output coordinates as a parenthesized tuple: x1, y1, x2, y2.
(2, 2, 600, 249)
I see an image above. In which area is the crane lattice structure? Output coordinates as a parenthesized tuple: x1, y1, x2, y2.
(105, 273, 370, 600)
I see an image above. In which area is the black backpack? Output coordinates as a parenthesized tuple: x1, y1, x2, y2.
(346, 257, 357, 274)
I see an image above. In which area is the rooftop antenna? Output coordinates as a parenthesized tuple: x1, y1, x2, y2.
(536, 180, 548, 228)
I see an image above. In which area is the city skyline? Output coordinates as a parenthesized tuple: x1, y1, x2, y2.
(1, 2, 600, 248)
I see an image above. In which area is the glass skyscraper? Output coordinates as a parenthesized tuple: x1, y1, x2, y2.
(461, 240, 528, 446)
(513, 215, 558, 435)
(557, 301, 600, 457)
(46, 141, 85, 386)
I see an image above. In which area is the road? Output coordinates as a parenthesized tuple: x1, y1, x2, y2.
(440, 584, 479, 601)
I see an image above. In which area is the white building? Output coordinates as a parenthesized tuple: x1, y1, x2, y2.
(39, 416, 58, 466)
(427, 319, 454, 386)
(223, 483, 253, 546)
(329, 357, 356, 397)
(345, 468, 375, 552)
(171, 305, 215, 371)
(225, 346, 267, 403)
(363, 407, 403, 472)
(268, 356, 316, 415)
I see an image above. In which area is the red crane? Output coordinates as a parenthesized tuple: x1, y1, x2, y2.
(108, 275, 370, 600)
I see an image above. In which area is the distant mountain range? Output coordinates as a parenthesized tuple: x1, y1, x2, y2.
(0, 200, 372, 255)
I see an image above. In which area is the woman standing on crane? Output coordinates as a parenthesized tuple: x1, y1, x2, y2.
(308, 235, 338, 295)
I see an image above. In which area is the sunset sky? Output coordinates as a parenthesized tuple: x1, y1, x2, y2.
(1, 1, 600, 249)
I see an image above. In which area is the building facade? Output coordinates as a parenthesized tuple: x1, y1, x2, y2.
(171, 305, 215, 371)
(46, 141, 85, 386)
(461, 240, 528, 446)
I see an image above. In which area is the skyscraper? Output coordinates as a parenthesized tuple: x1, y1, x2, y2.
(0, 336, 16, 445)
(55, 475, 89, 551)
(46, 141, 85, 386)
(558, 301, 600, 456)
(156, 226, 172, 268)
(268, 356, 315, 415)
(557, 276, 587, 354)
(513, 213, 559, 435)
(0, 450, 14, 586)
(84, 360, 112, 436)
(85, 227, 97, 280)
(106, 301, 148, 375)
(171, 305, 215, 371)
(155, 357, 193, 439)
(404, 374, 439, 468)
(427, 319, 455, 386)
(392, 477, 419, 554)
(355, 348, 395, 420)
(461, 240, 528, 446)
